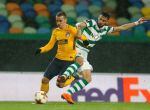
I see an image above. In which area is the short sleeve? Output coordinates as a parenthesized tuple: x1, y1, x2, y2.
(106, 26, 114, 33)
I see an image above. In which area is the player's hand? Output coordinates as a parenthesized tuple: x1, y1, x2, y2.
(83, 40, 89, 47)
(35, 48, 41, 55)
(135, 17, 148, 25)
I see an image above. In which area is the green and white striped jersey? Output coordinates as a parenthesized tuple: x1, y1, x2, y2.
(76, 19, 114, 52)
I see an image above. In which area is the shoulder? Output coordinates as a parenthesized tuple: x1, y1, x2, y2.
(53, 27, 59, 31)
(51, 28, 60, 36)
(84, 19, 97, 26)
(68, 25, 77, 33)
(68, 24, 76, 30)
(90, 19, 97, 24)
(85, 19, 96, 23)
(52, 27, 60, 33)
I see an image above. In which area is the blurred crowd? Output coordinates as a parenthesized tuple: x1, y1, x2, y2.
(0, 0, 149, 36)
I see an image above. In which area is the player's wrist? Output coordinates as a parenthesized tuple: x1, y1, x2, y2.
(35, 48, 41, 55)
(134, 21, 139, 26)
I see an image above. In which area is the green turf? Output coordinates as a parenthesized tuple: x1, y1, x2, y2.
(0, 102, 149, 110)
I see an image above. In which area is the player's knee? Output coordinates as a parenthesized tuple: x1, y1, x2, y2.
(84, 76, 92, 83)
(82, 70, 92, 83)
(76, 57, 84, 66)
(42, 77, 50, 84)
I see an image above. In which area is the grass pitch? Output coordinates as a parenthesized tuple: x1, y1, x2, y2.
(0, 102, 149, 110)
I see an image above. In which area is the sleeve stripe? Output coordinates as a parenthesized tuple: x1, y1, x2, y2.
(107, 27, 114, 33)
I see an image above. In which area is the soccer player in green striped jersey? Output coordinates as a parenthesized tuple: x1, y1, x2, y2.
(57, 12, 147, 104)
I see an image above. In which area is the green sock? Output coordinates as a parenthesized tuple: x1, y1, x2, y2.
(63, 62, 80, 77)
(67, 79, 88, 94)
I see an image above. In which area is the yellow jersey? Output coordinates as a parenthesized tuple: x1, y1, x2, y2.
(40, 24, 78, 61)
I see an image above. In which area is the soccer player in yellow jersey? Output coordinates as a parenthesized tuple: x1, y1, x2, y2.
(35, 11, 86, 98)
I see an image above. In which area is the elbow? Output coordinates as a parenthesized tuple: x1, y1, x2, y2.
(40, 47, 52, 53)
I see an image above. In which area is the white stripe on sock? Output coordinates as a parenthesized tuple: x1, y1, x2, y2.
(72, 64, 78, 70)
(70, 87, 76, 93)
(68, 67, 74, 73)
(74, 83, 81, 91)
(64, 71, 70, 76)
(79, 80, 86, 87)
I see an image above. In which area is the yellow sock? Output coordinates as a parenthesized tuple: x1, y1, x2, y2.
(80, 35, 88, 41)
(63, 76, 75, 87)
(40, 83, 49, 93)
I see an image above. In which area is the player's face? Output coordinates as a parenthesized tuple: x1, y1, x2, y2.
(98, 15, 109, 27)
(56, 16, 67, 29)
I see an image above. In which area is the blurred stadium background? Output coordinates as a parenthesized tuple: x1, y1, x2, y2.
(0, 0, 150, 110)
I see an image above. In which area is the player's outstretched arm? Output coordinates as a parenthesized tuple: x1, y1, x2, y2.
(113, 17, 147, 32)
(35, 30, 57, 55)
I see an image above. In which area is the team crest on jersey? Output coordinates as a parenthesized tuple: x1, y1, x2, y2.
(66, 32, 70, 37)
